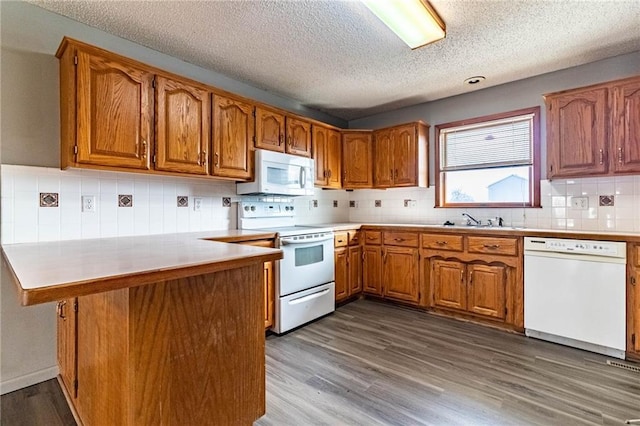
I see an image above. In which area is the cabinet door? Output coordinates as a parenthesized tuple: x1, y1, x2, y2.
(342, 132, 373, 188)
(362, 246, 383, 296)
(612, 79, 640, 174)
(547, 88, 608, 178)
(286, 117, 312, 157)
(467, 264, 506, 320)
(57, 298, 78, 398)
(255, 107, 285, 152)
(335, 247, 349, 302)
(393, 124, 417, 186)
(431, 259, 467, 311)
(326, 129, 342, 189)
(212, 95, 253, 179)
(155, 76, 210, 174)
(312, 125, 328, 185)
(373, 128, 393, 188)
(264, 261, 274, 329)
(348, 246, 363, 295)
(76, 51, 153, 169)
(383, 247, 419, 303)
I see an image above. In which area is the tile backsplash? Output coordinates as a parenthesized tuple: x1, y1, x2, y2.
(2, 164, 639, 245)
(348, 176, 640, 233)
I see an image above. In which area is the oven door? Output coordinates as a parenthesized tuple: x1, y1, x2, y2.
(278, 234, 334, 296)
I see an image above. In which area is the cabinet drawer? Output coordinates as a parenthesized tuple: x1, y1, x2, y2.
(383, 231, 419, 248)
(364, 231, 382, 245)
(467, 236, 518, 256)
(421, 234, 463, 251)
(348, 230, 361, 246)
(334, 232, 348, 248)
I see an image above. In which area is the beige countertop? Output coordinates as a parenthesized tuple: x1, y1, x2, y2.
(312, 222, 640, 241)
(2, 230, 281, 306)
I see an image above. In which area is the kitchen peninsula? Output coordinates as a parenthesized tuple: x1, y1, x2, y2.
(1, 231, 282, 426)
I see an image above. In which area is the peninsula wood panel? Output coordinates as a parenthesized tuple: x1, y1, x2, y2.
(56, 298, 77, 400)
(212, 95, 253, 179)
(238, 238, 276, 329)
(612, 78, 640, 174)
(70, 265, 265, 426)
(155, 75, 210, 174)
(76, 50, 153, 170)
(255, 106, 285, 152)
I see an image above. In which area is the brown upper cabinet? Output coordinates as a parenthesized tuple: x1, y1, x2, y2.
(64, 47, 154, 170)
(212, 95, 254, 180)
(342, 131, 373, 189)
(313, 125, 342, 188)
(545, 75, 640, 179)
(254, 107, 312, 158)
(286, 117, 312, 157)
(373, 122, 429, 188)
(255, 106, 286, 153)
(155, 76, 210, 175)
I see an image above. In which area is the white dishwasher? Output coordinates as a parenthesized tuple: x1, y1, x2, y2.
(524, 237, 626, 359)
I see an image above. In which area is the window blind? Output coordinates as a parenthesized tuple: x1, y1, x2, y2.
(440, 114, 534, 171)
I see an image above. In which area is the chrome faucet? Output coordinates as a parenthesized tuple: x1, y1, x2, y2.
(462, 213, 481, 226)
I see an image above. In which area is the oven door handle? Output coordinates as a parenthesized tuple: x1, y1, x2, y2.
(288, 288, 330, 305)
(280, 235, 334, 245)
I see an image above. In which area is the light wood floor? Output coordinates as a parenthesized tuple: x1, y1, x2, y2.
(3, 299, 640, 425)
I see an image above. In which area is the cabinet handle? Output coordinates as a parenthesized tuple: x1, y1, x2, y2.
(279, 134, 283, 146)
(460, 270, 464, 283)
(328, 170, 332, 178)
(435, 241, 448, 245)
(141, 140, 147, 159)
(337, 239, 344, 243)
(394, 169, 398, 179)
(383, 250, 387, 263)
(618, 147, 623, 164)
(469, 271, 473, 284)
(288, 136, 292, 146)
(599, 149, 604, 165)
(394, 238, 405, 242)
(367, 236, 376, 240)
(483, 244, 500, 249)
(199, 151, 207, 166)
(390, 169, 393, 181)
(57, 301, 67, 320)
(214, 152, 220, 167)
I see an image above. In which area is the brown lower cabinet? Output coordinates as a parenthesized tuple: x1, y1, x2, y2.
(334, 231, 362, 303)
(56, 298, 77, 400)
(382, 246, 420, 304)
(235, 238, 276, 329)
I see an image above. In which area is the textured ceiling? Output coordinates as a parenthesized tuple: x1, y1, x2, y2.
(28, 0, 640, 121)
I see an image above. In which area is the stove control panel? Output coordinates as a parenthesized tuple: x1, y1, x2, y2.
(239, 201, 295, 218)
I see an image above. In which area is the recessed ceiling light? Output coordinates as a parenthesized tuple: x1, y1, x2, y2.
(464, 76, 486, 85)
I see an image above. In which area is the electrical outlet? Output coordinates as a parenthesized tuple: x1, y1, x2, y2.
(404, 199, 416, 208)
(313, 199, 318, 208)
(193, 197, 203, 212)
(570, 196, 588, 210)
(82, 195, 96, 213)
(333, 200, 338, 208)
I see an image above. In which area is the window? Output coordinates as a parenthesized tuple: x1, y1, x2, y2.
(435, 107, 541, 207)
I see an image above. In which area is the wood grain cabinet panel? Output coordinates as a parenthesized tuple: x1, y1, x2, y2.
(212, 95, 253, 180)
(286, 117, 312, 157)
(467, 236, 518, 256)
(342, 131, 373, 188)
(546, 87, 608, 178)
(155, 76, 210, 175)
(349, 246, 363, 295)
(383, 231, 419, 248)
(263, 261, 275, 329)
(255, 106, 286, 152)
(612, 79, 640, 174)
(334, 232, 348, 248)
(546, 76, 640, 179)
(313, 125, 342, 188)
(335, 247, 349, 302)
(467, 264, 506, 320)
(382, 246, 419, 303)
(432, 259, 467, 311)
(422, 234, 464, 251)
(373, 122, 428, 188)
(76, 50, 153, 170)
(57, 298, 77, 400)
(362, 246, 383, 296)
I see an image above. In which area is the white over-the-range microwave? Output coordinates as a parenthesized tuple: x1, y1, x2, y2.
(236, 149, 315, 196)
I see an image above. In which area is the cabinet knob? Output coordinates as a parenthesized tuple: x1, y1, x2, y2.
(214, 153, 220, 167)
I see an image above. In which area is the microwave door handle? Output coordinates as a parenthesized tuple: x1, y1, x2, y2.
(299, 167, 306, 188)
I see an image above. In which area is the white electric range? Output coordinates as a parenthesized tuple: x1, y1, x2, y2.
(239, 201, 335, 333)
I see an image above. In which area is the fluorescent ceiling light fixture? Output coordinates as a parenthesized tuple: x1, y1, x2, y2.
(362, 0, 446, 49)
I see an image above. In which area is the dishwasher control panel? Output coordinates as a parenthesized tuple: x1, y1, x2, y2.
(524, 237, 626, 258)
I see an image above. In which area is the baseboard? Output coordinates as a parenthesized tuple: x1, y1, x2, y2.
(0, 366, 59, 395)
